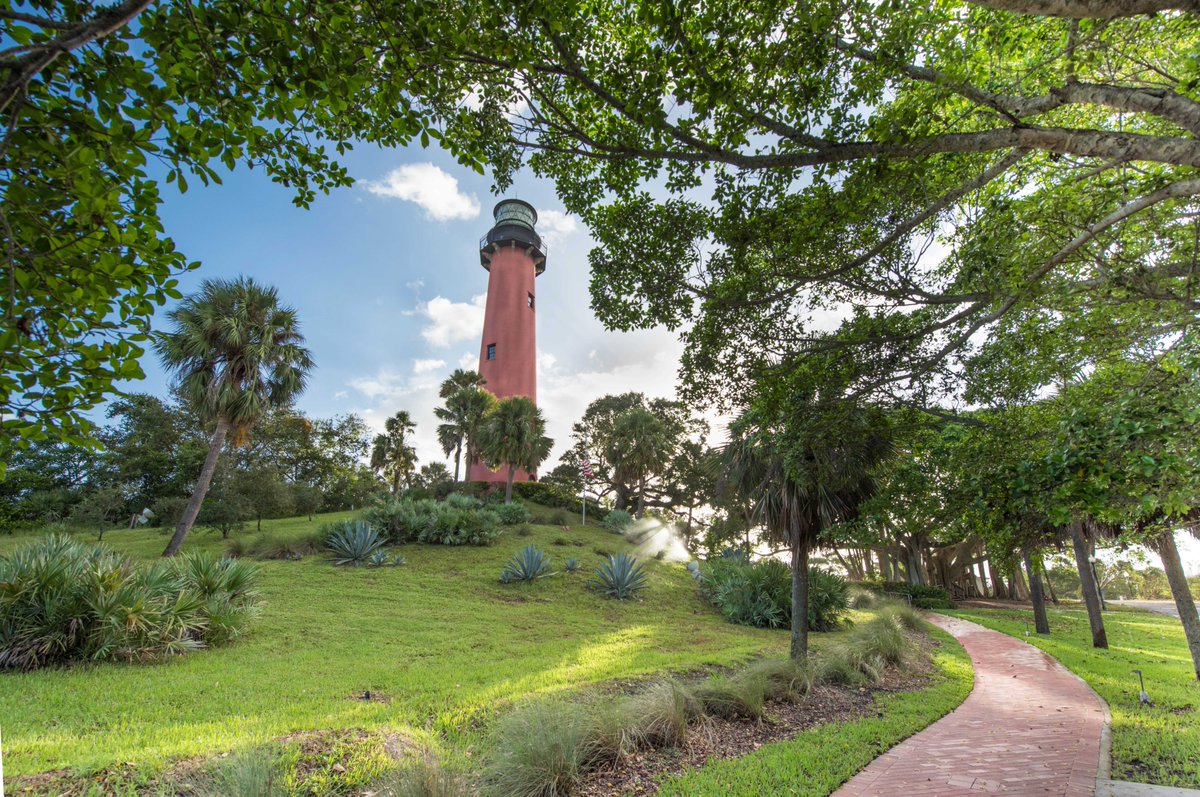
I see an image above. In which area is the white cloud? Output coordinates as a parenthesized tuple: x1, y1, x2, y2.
(363, 163, 480, 221)
(458, 352, 478, 369)
(537, 209, 578, 246)
(413, 358, 447, 374)
(420, 294, 487, 348)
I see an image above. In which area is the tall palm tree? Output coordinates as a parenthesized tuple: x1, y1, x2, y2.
(155, 277, 313, 557)
(604, 407, 671, 515)
(723, 401, 891, 659)
(372, 410, 417, 493)
(480, 396, 553, 503)
(434, 370, 487, 481)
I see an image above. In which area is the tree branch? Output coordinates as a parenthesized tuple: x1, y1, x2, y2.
(964, 0, 1199, 18)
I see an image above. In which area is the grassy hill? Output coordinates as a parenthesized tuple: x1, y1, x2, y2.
(0, 510, 785, 782)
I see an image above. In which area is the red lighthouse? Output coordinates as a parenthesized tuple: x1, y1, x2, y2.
(468, 199, 546, 483)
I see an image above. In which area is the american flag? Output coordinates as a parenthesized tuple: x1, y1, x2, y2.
(581, 458, 594, 480)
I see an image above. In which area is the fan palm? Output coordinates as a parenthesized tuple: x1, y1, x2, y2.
(480, 396, 553, 503)
(434, 371, 488, 482)
(723, 400, 891, 659)
(371, 411, 417, 493)
(155, 277, 312, 557)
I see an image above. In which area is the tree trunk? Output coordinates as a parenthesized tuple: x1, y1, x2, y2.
(163, 418, 230, 557)
(505, 465, 515, 504)
(1024, 548, 1050, 634)
(453, 440, 462, 482)
(1070, 519, 1108, 648)
(256, 511, 262, 533)
(1151, 531, 1200, 681)
(391, 470, 400, 495)
(1044, 565, 1060, 605)
(790, 538, 810, 660)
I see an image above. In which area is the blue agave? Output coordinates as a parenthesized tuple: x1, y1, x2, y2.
(590, 552, 647, 600)
(500, 544, 555, 582)
(325, 520, 385, 566)
(565, 557, 581, 572)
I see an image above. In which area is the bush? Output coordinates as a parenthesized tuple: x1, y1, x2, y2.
(501, 545, 555, 583)
(589, 553, 647, 600)
(700, 557, 849, 630)
(550, 509, 572, 526)
(228, 532, 324, 561)
(484, 701, 588, 797)
(325, 520, 386, 565)
(496, 502, 532, 525)
(585, 680, 697, 765)
(362, 497, 501, 547)
(848, 587, 877, 609)
(602, 509, 633, 534)
(0, 534, 261, 669)
(552, 536, 570, 546)
(816, 612, 917, 686)
(511, 482, 609, 520)
(743, 657, 813, 702)
(856, 580, 955, 609)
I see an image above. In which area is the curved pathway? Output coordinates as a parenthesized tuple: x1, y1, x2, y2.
(835, 614, 1108, 797)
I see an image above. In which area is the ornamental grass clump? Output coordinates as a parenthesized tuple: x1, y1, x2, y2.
(743, 657, 814, 702)
(692, 671, 767, 720)
(500, 545, 555, 583)
(589, 552, 647, 600)
(325, 520, 385, 565)
(484, 701, 588, 797)
(602, 509, 633, 534)
(0, 534, 261, 670)
(816, 612, 918, 686)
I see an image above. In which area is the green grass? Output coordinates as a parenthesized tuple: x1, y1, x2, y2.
(948, 606, 1200, 788)
(0, 512, 784, 781)
(655, 629, 972, 796)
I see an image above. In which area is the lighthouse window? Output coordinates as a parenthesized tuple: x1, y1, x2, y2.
(527, 292, 535, 309)
(486, 343, 496, 361)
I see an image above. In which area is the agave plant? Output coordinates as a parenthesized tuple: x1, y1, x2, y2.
(565, 557, 580, 573)
(500, 544, 555, 583)
(590, 553, 647, 600)
(325, 521, 385, 566)
(367, 550, 390, 567)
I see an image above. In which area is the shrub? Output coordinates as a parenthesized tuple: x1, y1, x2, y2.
(552, 536, 570, 546)
(700, 558, 849, 630)
(602, 509, 633, 534)
(816, 613, 917, 686)
(511, 482, 609, 520)
(363, 498, 502, 547)
(0, 534, 261, 669)
(592, 546, 613, 558)
(589, 553, 647, 600)
(229, 533, 323, 561)
(848, 588, 877, 609)
(445, 492, 483, 511)
(496, 502, 532, 525)
(517, 525, 533, 537)
(564, 558, 580, 573)
(484, 701, 588, 797)
(501, 545, 555, 583)
(325, 520, 385, 566)
(550, 509, 572, 526)
(856, 580, 955, 609)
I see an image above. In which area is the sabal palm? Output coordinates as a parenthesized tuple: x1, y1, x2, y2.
(723, 402, 890, 659)
(373, 411, 417, 493)
(605, 407, 671, 515)
(480, 396, 553, 503)
(155, 277, 312, 556)
(435, 371, 487, 481)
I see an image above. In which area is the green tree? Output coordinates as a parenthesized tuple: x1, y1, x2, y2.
(233, 464, 294, 532)
(155, 277, 312, 556)
(480, 396, 553, 504)
(434, 370, 487, 482)
(604, 407, 673, 515)
(371, 411, 417, 494)
(723, 398, 892, 660)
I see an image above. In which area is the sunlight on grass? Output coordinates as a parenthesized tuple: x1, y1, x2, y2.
(0, 512, 783, 779)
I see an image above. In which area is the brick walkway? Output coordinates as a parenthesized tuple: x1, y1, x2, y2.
(834, 614, 1108, 797)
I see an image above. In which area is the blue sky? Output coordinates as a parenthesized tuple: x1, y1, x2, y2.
(134, 141, 687, 470)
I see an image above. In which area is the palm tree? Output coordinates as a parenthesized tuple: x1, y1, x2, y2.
(604, 407, 672, 515)
(723, 401, 891, 659)
(155, 277, 313, 557)
(372, 411, 417, 493)
(434, 370, 487, 481)
(480, 396, 553, 503)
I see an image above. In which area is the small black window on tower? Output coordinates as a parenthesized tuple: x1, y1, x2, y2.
(486, 343, 496, 361)
(528, 292, 535, 309)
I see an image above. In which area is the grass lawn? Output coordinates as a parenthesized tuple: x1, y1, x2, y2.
(949, 606, 1200, 788)
(654, 628, 973, 796)
(0, 511, 788, 783)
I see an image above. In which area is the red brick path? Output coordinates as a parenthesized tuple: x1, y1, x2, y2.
(834, 614, 1108, 797)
